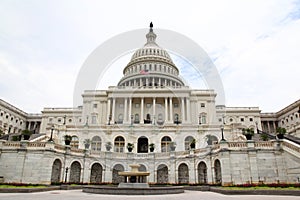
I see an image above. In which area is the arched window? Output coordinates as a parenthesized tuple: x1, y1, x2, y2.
(114, 136, 125, 152)
(184, 136, 195, 150)
(161, 136, 171, 152)
(91, 136, 102, 151)
(206, 135, 218, 146)
(70, 136, 79, 149)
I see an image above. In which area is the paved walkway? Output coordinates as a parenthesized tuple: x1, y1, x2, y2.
(0, 190, 299, 200)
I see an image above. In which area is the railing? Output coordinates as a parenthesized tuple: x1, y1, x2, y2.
(227, 142, 247, 148)
(1, 140, 300, 160)
(254, 141, 274, 148)
(282, 140, 300, 155)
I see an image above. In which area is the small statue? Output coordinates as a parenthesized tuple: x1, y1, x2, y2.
(150, 22, 153, 28)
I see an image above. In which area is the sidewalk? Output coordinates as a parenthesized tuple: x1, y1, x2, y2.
(0, 190, 299, 200)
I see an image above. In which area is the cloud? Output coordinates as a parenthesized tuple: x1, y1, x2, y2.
(0, 0, 299, 113)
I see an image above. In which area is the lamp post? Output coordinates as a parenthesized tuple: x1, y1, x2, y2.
(48, 125, 54, 142)
(221, 124, 225, 141)
(65, 167, 69, 183)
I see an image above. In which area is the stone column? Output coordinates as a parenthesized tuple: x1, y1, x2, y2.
(112, 98, 116, 123)
(181, 98, 185, 123)
(128, 98, 132, 122)
(124, 98, 128, 122)
(267, 121, 271, 133)
(141, 98, 144, 124)
(107, 98, 111, 123)
(165, 97, 168, 122)
(153, 98, 156, 119)
(159, 78, 161, 86)
(169, 98, 173, 122)
(186, 98, 191, 123)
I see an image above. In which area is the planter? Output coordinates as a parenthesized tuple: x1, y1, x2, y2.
(65, 140, 71, 145)
(84, 143, 90, 149)
(23, 135, 30, 140)
(128, 147, 133, 152)
(150, 147, 154, 152)
(277, 134, 284, 139)
(245, 134, 252, 140)
(170, 146, 176, 151)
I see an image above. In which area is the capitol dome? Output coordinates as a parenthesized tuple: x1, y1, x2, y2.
(118, 23, 185, 87)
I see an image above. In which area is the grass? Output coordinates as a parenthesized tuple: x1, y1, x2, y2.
(220, 186, 300, 190)
(0, 185, 47, 188)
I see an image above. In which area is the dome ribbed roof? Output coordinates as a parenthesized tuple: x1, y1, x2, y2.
(118, 23, 184, 88)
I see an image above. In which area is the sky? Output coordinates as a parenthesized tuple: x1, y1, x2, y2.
(0, 0, 300, 113)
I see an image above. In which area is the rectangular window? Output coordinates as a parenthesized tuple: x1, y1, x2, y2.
(174, 103, 178, 108)
(240, 118, 244, 122)
(249, 118, 253, 122)
(119, 104, 124, 108)
(92, 116, 97, 124)
(135, 103, 140, 108)
(93, 104, 97, 108)
(201, 103, 205, 108)
(146, 103, 151, 108)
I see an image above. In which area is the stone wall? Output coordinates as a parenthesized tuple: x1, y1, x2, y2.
(0, 140, 299, 185)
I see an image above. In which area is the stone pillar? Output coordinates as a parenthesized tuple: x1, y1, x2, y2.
(169, 98, 173, 122)
(272, 121, 276, 133)
(165, 97, 168, 122)
(186, 98, 191, 123)
(124, 98, 128, 122)
(181, 98, 185, 123)
(128, 98, 132, 122)
(112, 98, 116, 123)
(139, 78, 142, 86)
(159, 78, 161, 86)
(107, 98, 111, 123)
(153, 98, 156, 122)
(267, 122, 271, 133)
(141, 98, 144, 124)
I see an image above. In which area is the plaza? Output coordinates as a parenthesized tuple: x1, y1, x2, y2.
(0, 190, 300, 200)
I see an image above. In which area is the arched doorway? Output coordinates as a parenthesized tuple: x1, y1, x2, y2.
(51, 159, 62, 183)
(90, 163, 103, 184)
(69, 161, 81, 183)
(138, 136, 148, 153)
(214, 159, 222, 184)
(157, 164, 168, 183)
(198, 162, 207, 184)
(112, 164, 124, 184)
(178, 163, 189, 184)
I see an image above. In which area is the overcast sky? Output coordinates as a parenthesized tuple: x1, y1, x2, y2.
(0, 0, 299, 113)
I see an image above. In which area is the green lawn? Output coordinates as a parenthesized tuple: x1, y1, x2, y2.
(0, 185, 47, 188)
(220, 186, 300, 190)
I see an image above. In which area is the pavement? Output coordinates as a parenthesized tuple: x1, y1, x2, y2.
(0, 190, 299, 200)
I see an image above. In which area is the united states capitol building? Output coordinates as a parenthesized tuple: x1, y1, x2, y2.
(0, 25, 300, 185)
